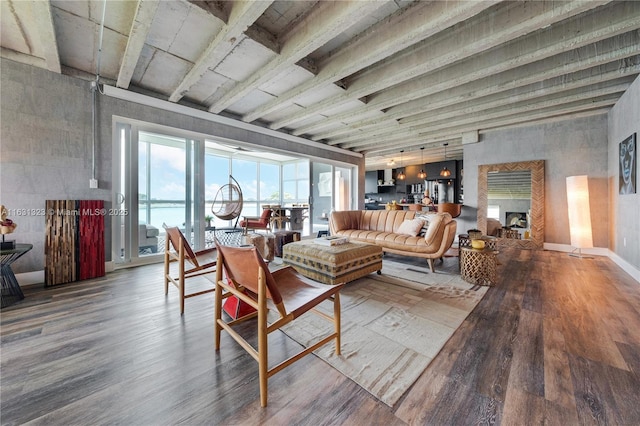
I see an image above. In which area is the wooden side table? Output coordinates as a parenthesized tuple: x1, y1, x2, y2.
(460, 246, 499, 286)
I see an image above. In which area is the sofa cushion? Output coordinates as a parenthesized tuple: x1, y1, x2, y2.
(415, 212, 438, 236)
(422, 213, 451, 245)
(396, 218, 425, 236)
(146, 225, 159, 237)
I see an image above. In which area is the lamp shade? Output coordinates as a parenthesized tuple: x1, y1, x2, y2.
(566, 175, 593, 249)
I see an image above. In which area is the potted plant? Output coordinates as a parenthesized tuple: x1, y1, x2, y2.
(205, 215, 213, 228)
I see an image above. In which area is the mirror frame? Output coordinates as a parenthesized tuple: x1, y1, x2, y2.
(478, 160, 544, 249)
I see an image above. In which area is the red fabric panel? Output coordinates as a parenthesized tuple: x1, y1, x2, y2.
(78, 200, 105, 280)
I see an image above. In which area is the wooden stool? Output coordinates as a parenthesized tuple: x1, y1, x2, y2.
(460, 247, 499, 286)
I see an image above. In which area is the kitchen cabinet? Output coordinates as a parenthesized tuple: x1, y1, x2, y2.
(365, 171, 378, 193)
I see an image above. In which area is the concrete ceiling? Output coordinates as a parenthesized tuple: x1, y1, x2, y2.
(2, 0, 639, 170)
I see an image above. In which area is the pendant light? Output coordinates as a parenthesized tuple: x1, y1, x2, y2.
(440, 143, 451, 177)
(417, 147, 427, 179)
(397, 150, 406, 180)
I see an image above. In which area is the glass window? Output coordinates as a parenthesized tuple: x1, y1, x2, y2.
(488, 205, 500, 220)
(138, 132, 188, 232)
(283, 162, 296, 181)
(232, 158, 257, 218)
(282, 160, 309, 204)
(205, 153, 230, 227)
(260, 162, 280, 203)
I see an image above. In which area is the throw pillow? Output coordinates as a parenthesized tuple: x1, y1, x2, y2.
(397, 218, 425, 236)
(415, 213, 437, 236)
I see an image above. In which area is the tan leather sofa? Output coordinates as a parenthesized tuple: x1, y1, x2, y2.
(329, 210, 457, 272)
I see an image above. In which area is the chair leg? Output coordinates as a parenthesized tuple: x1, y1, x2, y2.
(179, 242, 185, 315)
(214, 258, 224, 350)
(258, 269, 268, 407)
(180, 282, 185, 315)
(164, 239, 170, 295)
(427, 258, 435, 273)
(334, 292, 341, 355)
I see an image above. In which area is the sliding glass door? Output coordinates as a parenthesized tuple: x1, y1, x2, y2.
(113, 125, 198, 265)
(113, 120, 358, 265)
(310, 162, 354, 236)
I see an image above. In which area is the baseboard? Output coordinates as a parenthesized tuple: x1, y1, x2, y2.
(14, 271, 44, 287)
(544, 243, 639, 284)
(608, 250, 640, 284)
(543, 243, 609, 257)
(16, 262, 115, 287)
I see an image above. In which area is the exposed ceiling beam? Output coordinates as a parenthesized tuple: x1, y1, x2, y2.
(364, 107, 612, 162)
(274, 0, 614, 132)
(244, 22, 279, 53)
(241, 0, 501, 123)
(319, 55, 640, 142)
(320, 6, 640, 145)
(34, 0, 61, 73)
(330, 34, 640, 150)
(401, 85, 628, 138)
(320, 57, 640, 145)
(0, 46, 46, 68)
(366, 138, 465, 162)
(187, 0, 228, 22)
(207, 0, 388, 114)
(350, 94, 621, 155)
(399, 78, 635, 128)
(117, 0, 160, 89)
(169, 0, 272, 103)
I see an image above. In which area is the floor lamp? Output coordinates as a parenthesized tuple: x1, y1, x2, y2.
(566, 175, 593, 258)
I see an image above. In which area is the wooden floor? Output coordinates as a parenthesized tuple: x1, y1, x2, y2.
(1, 249, 639, 425)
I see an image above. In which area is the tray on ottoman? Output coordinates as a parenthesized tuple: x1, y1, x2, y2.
(283, 240, 382, 285)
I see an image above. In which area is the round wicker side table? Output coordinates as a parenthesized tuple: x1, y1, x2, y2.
(460, 247, 499, 286)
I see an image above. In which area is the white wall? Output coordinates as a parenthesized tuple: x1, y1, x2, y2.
(608, 75, 640, 271)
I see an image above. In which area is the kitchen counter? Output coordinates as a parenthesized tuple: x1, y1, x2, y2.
(397, 203, 435, 211)
(364, 202, 385, 210)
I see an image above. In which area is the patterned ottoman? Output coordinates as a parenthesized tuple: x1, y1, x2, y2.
(283, 240, 383, 285)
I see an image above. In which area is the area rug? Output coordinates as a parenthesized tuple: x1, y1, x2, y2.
(274, 258, 488, 407)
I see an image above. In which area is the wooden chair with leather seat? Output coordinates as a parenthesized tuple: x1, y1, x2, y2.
(163, 224, 217, 315)
(214, 241, 344, 407)
(239, 207, 272, 234)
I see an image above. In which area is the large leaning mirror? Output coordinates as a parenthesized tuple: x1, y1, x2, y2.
(477, 160, 544, 249)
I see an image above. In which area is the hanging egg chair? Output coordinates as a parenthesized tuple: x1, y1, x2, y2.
(211, 175, 243, 229)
